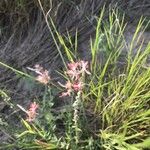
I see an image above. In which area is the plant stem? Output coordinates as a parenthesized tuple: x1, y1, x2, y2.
(72, 91, 81, 144)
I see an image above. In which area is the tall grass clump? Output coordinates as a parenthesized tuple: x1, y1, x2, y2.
(0, 6, 150, 150)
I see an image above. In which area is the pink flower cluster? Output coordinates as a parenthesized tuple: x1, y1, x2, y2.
(26, 102, 39, 122)
(66, 60, 91, 80)
(59, 60, 91, 97)
(17, 102, 39, 122)
(27, 64, 50, 85)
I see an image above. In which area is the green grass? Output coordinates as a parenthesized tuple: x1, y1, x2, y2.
(0, 5, 150, 150)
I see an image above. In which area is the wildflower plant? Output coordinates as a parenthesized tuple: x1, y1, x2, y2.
(58, 60, 91, 144)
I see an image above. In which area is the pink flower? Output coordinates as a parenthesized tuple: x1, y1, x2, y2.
(67, 62, 79, 71)
(58, 81, 72, 97)
(28, 102, 39, 112)
(72, 81, 83, 92)
(59, 90, 72, 97)
(27, 65, 50, 85)
(66, 62, 80, 80)
(79, 61, 91, 75)
(66, 69, 80, 80)
(26, 102, 39, 122)
(58, 81, 72, 89)
(36, 70, 50, 85)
